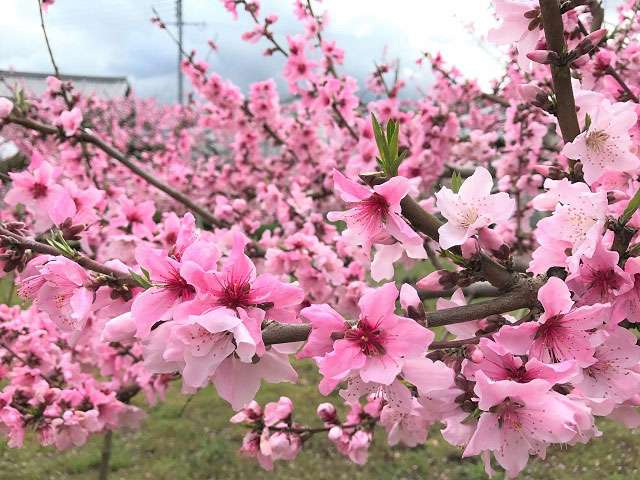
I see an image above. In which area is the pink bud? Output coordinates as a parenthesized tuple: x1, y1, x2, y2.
(571, 54, 589, 68)
(478, 227, 505, 253)
(399, 284, 421, 310)
(583, 28, 607, 48)
(0, 98, 13, 119)
(461, 238, 479, 259)
(526, 50, 558, 65)
(328, 425, 343, 441)
(416, 270, 458, 292)
(533, 164, 551, 176)
(517, 83, 544, 103)
(317, 403, 337, 423)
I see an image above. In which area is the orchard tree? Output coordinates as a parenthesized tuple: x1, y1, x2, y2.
(1, 0, 640, 477)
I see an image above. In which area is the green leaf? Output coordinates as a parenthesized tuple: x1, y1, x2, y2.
(371, 113, 390, 172)
(621, 187, 640, 225)
(45, 231, 77, 258)
(451, 171, 463, 193)
(388, 121, 400, 175)
(129, 270, 152, 289)
(583, 113, 592, 132)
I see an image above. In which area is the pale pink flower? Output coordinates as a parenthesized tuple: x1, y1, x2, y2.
(213, 351, 298, 410)
(58, 107, 83, 137)
(5, 161, 75, 230)
(495, 277, 608, 366)
(161, 308, 257, 389)
(380, 399, 429, 447)
(463, 372, 593, 478)
(562, 100, 638, 185)
(530, 180, 608, 274)
(19, 257, 94, 331)
(488, 0, 541, 69)
(575, 327, 640, 403)
(263, 396, 293, 426)
(328, 170, 426, 258)
(435, 167, 515, 249)
(314, 283, 433, 391)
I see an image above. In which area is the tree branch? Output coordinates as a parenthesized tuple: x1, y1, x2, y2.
(0, 225, 138, 287)
(539, 0, 581, 145)
(4, 114, 227, 228)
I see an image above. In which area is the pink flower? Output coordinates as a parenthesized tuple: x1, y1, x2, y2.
(463, 371, 593, 477)
(463, 338, 580, 385)
(112, 198, 157, 239)
(488, 0, 541, 69)
(613, 257, 640, 322)
(213, 351, 298, 410)
(575, 327, 640, 403)
(380, 399, 429, 447)
(530, 180, 608, 274)
(161, 308, 257, 389)
(263, 396, 293, 426)
(19, 257, 94, 331)
(58, 107, 83, 137)
(315, 283, 433, 391)
(435, 167, 515, 249)
(179, 232, 304, 331)
(495, 277, 608, 366)
(566, 236, 633, 310)
(5, 161, 75, 230)
(297, 304, 347, 359)
(561, 100, 639, 185)
(0, 98, 13, 118)
(131, 239, 219, 338)
(327, 170, 426, 259)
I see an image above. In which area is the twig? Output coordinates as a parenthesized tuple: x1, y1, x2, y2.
(4, 114, 227, 228)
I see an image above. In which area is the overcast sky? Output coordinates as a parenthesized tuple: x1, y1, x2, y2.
(0, 0, 625, 103)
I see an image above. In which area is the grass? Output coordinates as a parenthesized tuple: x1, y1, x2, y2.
(0, 358, 639, 480)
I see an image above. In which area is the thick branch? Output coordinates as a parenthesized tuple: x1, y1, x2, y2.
(539, 0, 581, 144)
(4, 115, 226, 228)
(261, 277, 542, 346)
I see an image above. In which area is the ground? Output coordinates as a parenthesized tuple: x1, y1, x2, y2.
(0, 357, 639, 480)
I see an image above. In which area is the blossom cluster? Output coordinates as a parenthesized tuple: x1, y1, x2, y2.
(1, 0, 640, 477)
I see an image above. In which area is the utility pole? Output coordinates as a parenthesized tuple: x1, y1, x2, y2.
(168, 0, 205, 105)
(176, 0, 184, 104)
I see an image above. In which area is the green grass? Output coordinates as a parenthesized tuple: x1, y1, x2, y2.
(0, 358, 639, 480)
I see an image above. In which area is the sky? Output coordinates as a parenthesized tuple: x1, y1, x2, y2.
(0, 0, 625, 103)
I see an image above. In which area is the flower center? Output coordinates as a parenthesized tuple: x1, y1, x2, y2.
(585, 129, 609, 153)
(219, 280, 252, 309)
(31, 182, 48, 199)
(163, 266, 195, 300)
(534, 315, 566, 363)
(344, 318, 386, 356)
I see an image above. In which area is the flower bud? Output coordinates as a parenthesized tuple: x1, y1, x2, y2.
(573, 28, 607, 57)
(526, 50, 560, 65)
(317, 403, 337, 423)
(416, 270, 459, 292)
(328, 425, 343, 441)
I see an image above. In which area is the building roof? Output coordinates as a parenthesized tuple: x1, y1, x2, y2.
(0, 70, 129, 99)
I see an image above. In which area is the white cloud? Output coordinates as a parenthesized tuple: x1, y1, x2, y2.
(0, 0, 628, 101)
